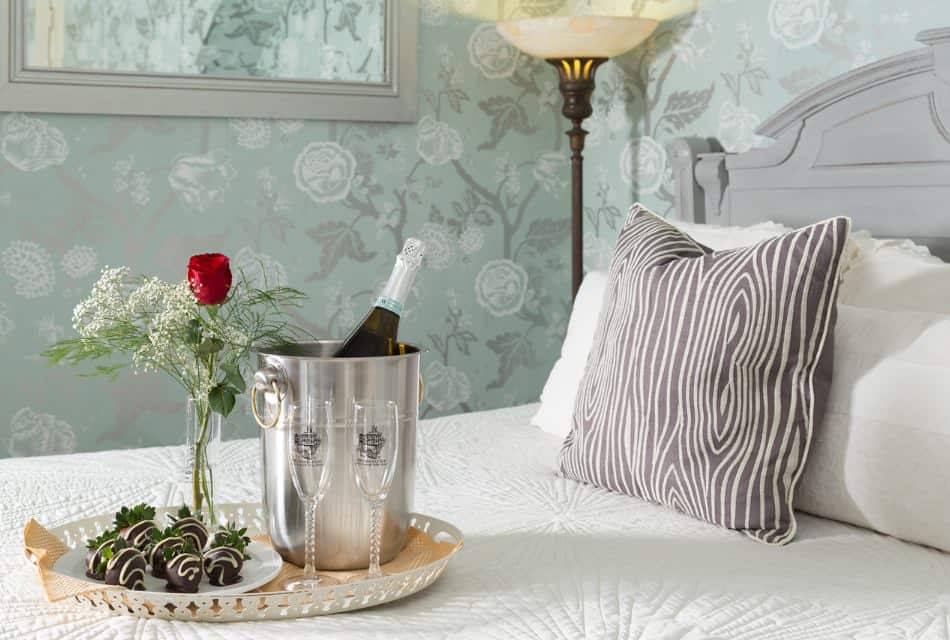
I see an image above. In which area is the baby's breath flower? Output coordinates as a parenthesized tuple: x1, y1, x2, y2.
(72, 266, 131, 337)
(51, 262, 305, 415)
(217, 324, 250, 348)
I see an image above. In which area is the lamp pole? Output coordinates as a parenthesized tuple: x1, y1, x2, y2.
(496, 15, 658, 299)
(548, 57, 607, 299)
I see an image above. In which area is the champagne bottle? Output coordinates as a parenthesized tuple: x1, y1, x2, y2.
(333, 238, 426, 358)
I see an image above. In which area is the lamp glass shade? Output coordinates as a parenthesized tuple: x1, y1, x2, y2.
(452, 0, 698, 22)
(496, 16, 658, 60)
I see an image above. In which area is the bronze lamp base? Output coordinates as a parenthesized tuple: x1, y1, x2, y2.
(547, 57, 607, 299)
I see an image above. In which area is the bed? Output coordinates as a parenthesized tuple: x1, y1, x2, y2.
(668, 27, 950, 257)
(3, 404, 950, 639)
(6, 25, 950, 640)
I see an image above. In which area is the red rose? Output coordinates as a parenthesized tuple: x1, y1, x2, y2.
(187, 253, 232, 305)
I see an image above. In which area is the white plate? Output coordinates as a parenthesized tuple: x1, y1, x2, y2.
(54, 541, 283, 596)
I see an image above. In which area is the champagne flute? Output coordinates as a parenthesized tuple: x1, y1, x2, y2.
(349, 400, 399, 579)
(284, 398, 334, 591)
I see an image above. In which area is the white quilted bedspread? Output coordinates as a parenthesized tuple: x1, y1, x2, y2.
(3, 404, 950, 639)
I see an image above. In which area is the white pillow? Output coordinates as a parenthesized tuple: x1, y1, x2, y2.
(531, 271, 608, 437)
(847, 228, 941, 264)
(839, 230, 950, 313)
(531, 220, 793, 438)
(796, 304, 950, 552)
(671, 219, 793, 247)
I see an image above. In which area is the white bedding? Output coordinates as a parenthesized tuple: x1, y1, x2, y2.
(3, 404, 950, 639)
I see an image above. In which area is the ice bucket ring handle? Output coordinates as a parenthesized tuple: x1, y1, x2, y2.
(252, 366, 285, 429)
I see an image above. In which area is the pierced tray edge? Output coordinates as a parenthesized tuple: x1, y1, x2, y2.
(36, 503, 464, 618)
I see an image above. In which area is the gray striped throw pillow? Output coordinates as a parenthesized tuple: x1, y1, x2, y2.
(560, 205, 850, 544)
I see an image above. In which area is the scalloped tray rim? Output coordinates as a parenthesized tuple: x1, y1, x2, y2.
(41, 503, 464, 622)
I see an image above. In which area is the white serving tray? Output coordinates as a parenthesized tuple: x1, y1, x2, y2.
(43, 503, 463, 622)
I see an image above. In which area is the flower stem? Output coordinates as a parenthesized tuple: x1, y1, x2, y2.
(192, 350, 216, 520)
(192, 400, 209, 514)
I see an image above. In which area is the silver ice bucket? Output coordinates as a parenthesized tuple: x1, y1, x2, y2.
(251, 340, 420, 570)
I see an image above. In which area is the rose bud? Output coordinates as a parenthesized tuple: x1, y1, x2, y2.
(187, 253, 232, 305)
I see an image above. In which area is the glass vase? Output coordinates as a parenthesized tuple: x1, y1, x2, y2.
(184, 396, 221, 521)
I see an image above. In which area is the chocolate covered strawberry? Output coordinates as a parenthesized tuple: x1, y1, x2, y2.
(114, 503, 157, 550)
(102, 538, 147, 591)
(146, 526, 186, 579)
(164, 541, 203, 593)
(204, 522, 251, 586)
(84, 528, 118, 580)
(166, 505, 209, 550)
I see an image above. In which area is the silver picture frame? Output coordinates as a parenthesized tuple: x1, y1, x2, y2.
(0, 0, 419, 122)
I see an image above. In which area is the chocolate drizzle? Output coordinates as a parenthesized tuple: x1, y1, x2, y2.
(203, 546, 244, 586)
(84, 539, 114, 580)
(104, 547, 147, 591)
(120, 520, 156, 550)
(165, 551, 203, 593)
(173, 517, 209, 550)
(148, 535, 186, 579)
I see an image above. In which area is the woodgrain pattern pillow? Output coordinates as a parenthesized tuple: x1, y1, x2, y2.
(560, 204, 850, 544)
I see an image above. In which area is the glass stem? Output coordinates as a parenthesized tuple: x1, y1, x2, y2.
(304, 499, 318, 582)
(368, 500, 383, 579)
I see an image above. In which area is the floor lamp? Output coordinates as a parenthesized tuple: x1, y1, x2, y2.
(497, 16, 658, 299)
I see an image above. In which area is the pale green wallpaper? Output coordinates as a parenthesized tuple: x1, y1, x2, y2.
(584, 0, 950, 270)
(7, 0, 948, 458)
(0, 9, 573, 456)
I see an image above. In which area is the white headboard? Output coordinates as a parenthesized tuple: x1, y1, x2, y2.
(669, 27, 950, 259)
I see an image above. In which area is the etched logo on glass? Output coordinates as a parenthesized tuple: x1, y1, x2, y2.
(293, 432, 323, 466)
(357, 425, 387, 466)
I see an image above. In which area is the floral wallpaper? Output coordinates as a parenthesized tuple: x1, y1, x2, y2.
(26, 0, 386, 82)
(583, 0, 950, 270)
(0, 9, 573, 457)
(8, 0, 947, 459)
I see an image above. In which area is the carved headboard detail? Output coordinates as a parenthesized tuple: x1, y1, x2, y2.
(669, 27, 950, 259)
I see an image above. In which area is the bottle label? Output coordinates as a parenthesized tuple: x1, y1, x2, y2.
(375, 295, 404, 316)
